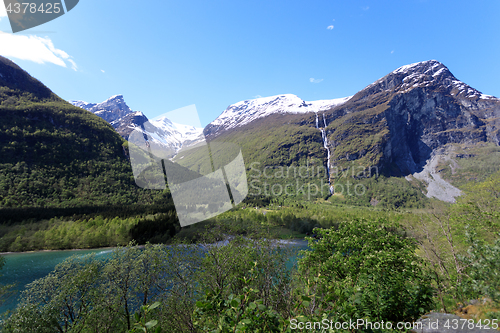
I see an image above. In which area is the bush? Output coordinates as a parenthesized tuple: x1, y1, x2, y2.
(298, 219, 434, 325)
(460, 227, 500, 304)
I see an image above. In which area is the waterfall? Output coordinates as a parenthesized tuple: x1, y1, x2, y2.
(316, 113, 334, 194)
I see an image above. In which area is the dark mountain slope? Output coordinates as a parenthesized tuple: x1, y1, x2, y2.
(0, 56, 169, 208)
(0, 57, 58, 105)
(324, 60, 500, 175)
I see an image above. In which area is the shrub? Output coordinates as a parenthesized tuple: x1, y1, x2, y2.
(298, 219, 434, 324)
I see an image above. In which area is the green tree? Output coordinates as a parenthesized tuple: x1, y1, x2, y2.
(298, 219, 434, 324)
(128, 301, 161, 333)
(193, 266, 288, 333)
(460, 227, 500, 304)
(1, 243, 171, 333)
(2, 254, 102, 333)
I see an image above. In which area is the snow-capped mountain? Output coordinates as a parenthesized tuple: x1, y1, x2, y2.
(69, 95, 204, 158)
(197, 60, 499, 203)
(359, 60, 496, 101)
(66, 60, 500, 204)
(153, 117, 204, 146)
(205, 94, 351, 136)
(111, 111, 149, 139)
(69, 100, 96, 110)
(69, 95, 133, 123)
(143, 116, 204, 158)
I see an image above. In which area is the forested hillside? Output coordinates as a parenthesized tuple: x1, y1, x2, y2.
(0, 56, 180, 251)
(0, 56, 169, 208)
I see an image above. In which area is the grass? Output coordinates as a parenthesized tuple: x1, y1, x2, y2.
(437, 142, 500, 189)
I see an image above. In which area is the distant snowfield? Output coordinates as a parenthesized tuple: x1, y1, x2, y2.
(210, 94, 352, 132)
(149, 116, 204, 147)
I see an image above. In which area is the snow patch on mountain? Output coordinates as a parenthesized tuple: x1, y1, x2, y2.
(69, 95, 204, 157)
(209, 94, 351, 133)
(69, 100, 96, 110)
(363, 60, 499, 101)
(148, 116, 204, 151)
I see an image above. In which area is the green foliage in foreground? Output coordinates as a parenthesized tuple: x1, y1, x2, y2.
(405, 169, 500, 312)
(460, 227, 500, 304)
(1, 219, 437, 332)
(1, 170, 499, 331)
(298, 220, 434, 324)
(129, 301, 161, 333)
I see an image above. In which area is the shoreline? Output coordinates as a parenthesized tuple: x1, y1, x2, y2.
(0, 236, 307, 256)
(0, 246, 118, 256)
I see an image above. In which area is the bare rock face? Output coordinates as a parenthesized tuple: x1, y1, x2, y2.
(70, 95, 138, 138)
(86, 94, 133, 123)
(111, 111, 149, 140)
(384, 86, 489, 174)
(328, 60, 500, 175)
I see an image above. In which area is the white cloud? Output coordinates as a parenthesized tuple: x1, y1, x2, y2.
(253, 95, 262, 99)
(362, 6, 370, 10)
(0, 32, 77, 70)
(67, 59, 78, 71)
(101, 69, 105, 73)
(391, 50, 394, 54)
(327, 25, 334, 30)
(309, 78, 323, 84)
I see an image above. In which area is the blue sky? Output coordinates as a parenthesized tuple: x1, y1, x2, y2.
(1, 0, 499, 126)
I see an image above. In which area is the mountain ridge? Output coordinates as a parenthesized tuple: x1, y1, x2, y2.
(204, 94, 352, 138)
(199, 60, 500, 203)
(69, 96, 204, 159)
(0, 55, 169, 208)
(67, 59, 500, 204)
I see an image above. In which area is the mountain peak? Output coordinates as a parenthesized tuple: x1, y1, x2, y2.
(392, 59, 448, 75)
(234, 93, 300, 105)
(152, 115, 174, 127)
(106, 94, 125, 102)
(70, 94, 132, 123)
(206, 94, 351, 136)
(69, 95, 204, 154)
(69, 100, 96, 110)
(97, 94, 130, 111)
(356, 60, 495, 101)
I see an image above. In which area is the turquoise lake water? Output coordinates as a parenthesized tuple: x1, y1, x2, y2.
(0, 248, 115, 313)
(0, 240, 309, 314)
